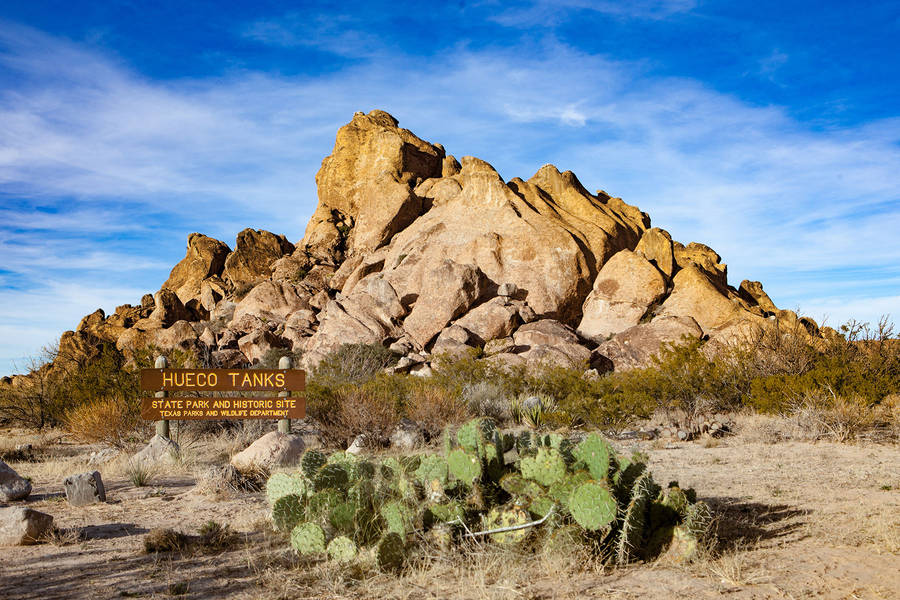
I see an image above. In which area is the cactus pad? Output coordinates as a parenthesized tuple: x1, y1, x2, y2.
(290, 522, 326, 555)
(483, 506, 531, 545)
(520, 447, 567, 487)
(448, 449, 482, 484)
(573, 433, 613, 481)
(271, 494, 305, 532)
(314, 463, 350, 491)
(567, 482, 617, 532)
(376, 532, 406, 572)
(265, 472, 307, 506)
(616, 471, 657, 564)
(301, 450, 327, 478)
(326, 535, 358, 562)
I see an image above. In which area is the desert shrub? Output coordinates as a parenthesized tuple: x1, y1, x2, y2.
(405, 381, 470, 439)
(459, 380, 510, 422)
(312, 343, 399, 387)
(64, 395, 139, 448)
(317, 376, 404, 448)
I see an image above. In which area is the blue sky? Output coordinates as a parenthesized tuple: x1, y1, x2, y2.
(1, 1, 899, 374)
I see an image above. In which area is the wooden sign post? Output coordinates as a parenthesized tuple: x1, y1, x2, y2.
(140, 356, 306, 437)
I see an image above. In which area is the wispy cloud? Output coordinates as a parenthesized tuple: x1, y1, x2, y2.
(1, 18, 898, 373)
(488, 0, 697, 27)
(242, 12, 382, 58)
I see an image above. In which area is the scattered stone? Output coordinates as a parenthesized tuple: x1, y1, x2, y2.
(0, 459, 32, 502)
(230, 431, 304, 471)
(132, 435, 180, 466)
(346, 435, 367, 455)
(409, 363, 433, 378)
(388, 338, 413, 355)
(0, 507, 53, 546)
(63, 471, 106, 506)
(390, 419, 424, 451)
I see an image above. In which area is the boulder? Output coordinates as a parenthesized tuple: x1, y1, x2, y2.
(231, 280, 311, 325)
(634, 227, 675, 279)
(0, 459, 31, 502)
(162, 233, 231, 304)
(63, 471, 106, 506)
(513, 319, 579, 348)
(673, 242, 728, 287)
(134, 288, 194, 329)
(131, 434, 180, 466)
(0, 507, 53, 546)
(231, 431, 305, 470)
(483, 336, 516, 356)
(454, 297, 520, 343)
(577, 249, 668, 342)
(302, 274, 406, 367)
(738, 280, 778, 314)
(211, 349, 249, 368)
(390, 419, 424, 451)
(520, 343, 591, 369)
(237, 329, 290, 365)
(657, 265, 745, 334)
(199, 276, 229, 312)
(593, 315, 703, 371)
(223, 228, 294, 290)
(396, 259, 488, 348)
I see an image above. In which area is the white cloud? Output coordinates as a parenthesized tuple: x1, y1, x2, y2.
(1, 22, 899, 373)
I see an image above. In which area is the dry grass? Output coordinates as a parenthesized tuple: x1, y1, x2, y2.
(64, 396, 138, 448)
(406, 383, 469, 440)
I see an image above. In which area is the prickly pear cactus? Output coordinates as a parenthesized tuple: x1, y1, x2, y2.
(520, 447, 567, 487)
(499, 473, 543, 499)
(567, 481, 617, 532)
(573, 433, 612, 481)
(329, 501, 357, 533)
(291, 522, 326, 555)
(301, 450, 327, 478)
(380, 500, 413, 537)
(265, 472, 307, 505)
(376, 532, 406, 572)
(327, 535, 358, 562)
(272, 494, 305, 533)
(448, 449, 482, 484)
(483, 506, 531, 545)
(314, 463, 350, 491)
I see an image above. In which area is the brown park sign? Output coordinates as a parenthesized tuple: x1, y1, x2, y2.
(140, 368, 305, 392)
(139, 368, 306, 421)
(140, 396, 305, 421)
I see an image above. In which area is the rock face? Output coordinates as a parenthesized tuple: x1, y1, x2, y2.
(38, 108, 819, 383)
(0, 460, 31, 502)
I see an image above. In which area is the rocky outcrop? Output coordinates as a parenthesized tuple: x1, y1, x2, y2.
(32, 109, 818, 383)
(223, 229, 294, 290)
(302, 110, 444, 261)
(162, 233, 231, 304)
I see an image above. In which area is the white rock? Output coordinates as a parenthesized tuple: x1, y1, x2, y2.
(0, 459, 32, 502)
(230, 431, 304, 470)
(131, 435, 180, 466)
(0, 507, 53, 546)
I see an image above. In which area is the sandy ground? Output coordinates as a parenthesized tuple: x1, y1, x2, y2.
(1, 429, 898, 600)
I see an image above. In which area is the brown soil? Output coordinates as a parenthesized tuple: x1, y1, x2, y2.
(1, 429, 898, 600)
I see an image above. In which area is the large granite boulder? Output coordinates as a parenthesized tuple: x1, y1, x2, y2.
(223, 228, 294, 290)
(577, 249, 667, 342)
(0, 460, 31, 502)
(162, 233, 231, 304)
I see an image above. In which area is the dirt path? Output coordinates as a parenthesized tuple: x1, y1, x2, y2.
(2, 437, 898, 599)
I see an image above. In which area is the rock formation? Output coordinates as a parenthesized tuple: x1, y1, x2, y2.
(31, 109, 825, 378)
